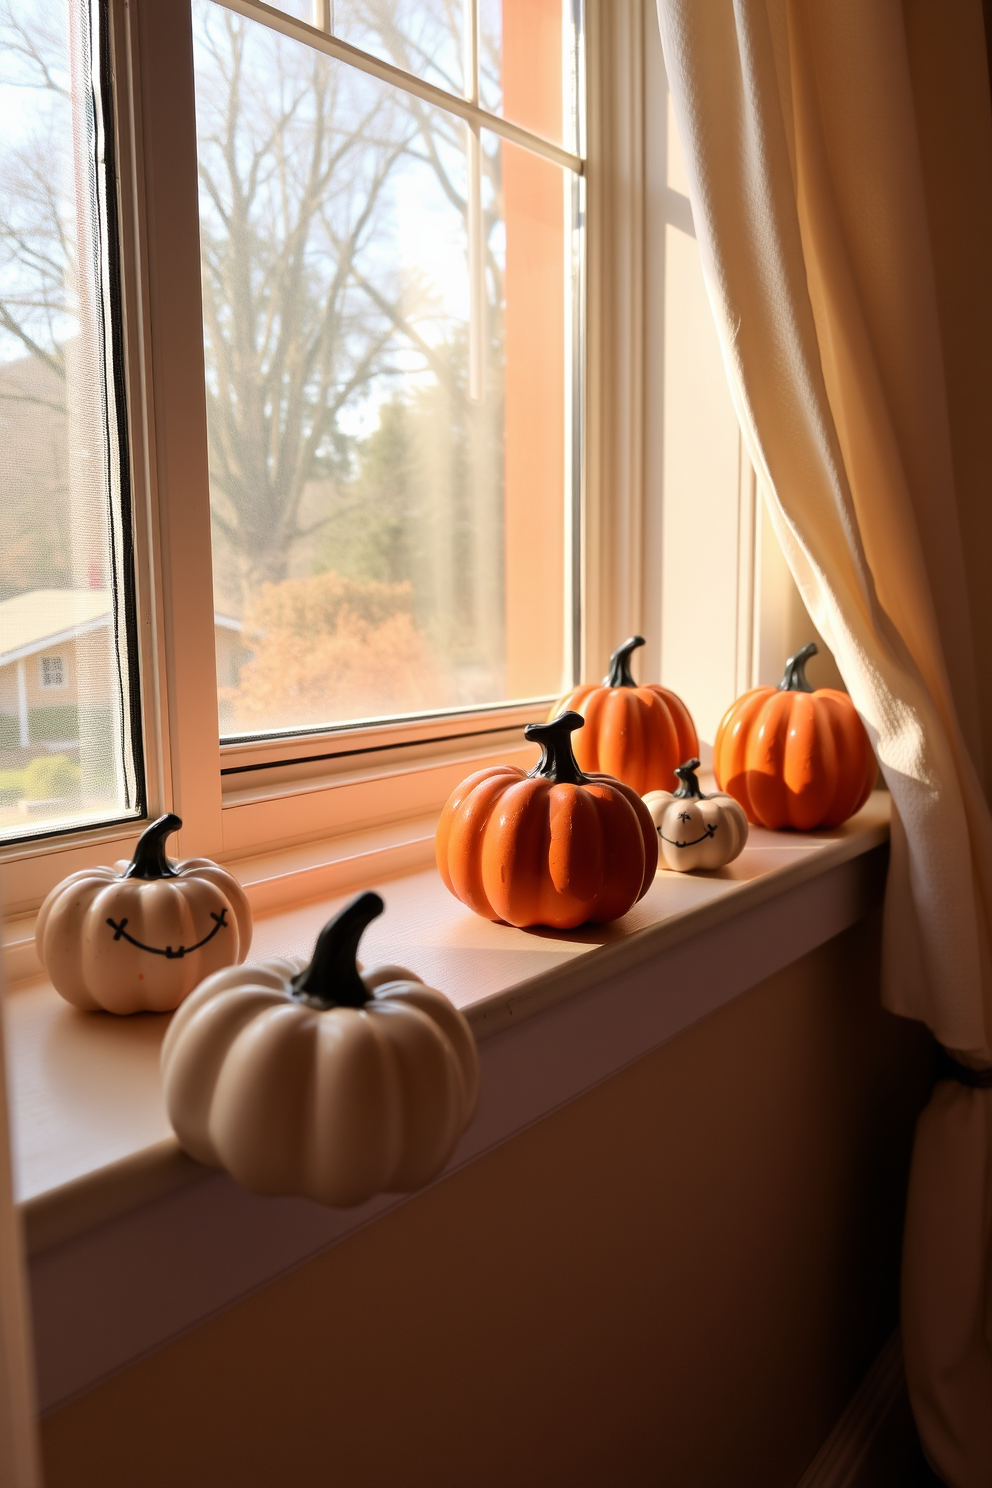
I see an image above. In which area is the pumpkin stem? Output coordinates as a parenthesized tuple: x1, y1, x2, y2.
(291, 891, 383, 1010)
(124, 813, 182, 880)
(672, 758, 704, 799)
(525, 711, 587, 786)
(778, 642, 817, 694)
(605, 635, 646, 688)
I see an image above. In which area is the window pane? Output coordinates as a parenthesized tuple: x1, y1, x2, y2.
(0, 0, 143, 842)
(193, 4, 577, 738)
(480, 0, 581, 152)
(269, 0, 464, 99)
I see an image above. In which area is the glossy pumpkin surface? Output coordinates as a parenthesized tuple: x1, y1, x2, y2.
(36, 814, 252, 1014)
(436, 712, 658, 929)
(161, 892, 479, 1208)
(713, 644, 877, 830)
(550, 635, 698, 796)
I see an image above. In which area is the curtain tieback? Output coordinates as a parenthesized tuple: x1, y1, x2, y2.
(935, 1045, 992, 1090)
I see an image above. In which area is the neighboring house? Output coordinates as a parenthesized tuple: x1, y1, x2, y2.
(0, 589, 253, 749)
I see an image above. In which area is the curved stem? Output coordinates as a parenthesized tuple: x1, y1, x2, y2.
(124, 813, 182, 880)
(291, 891, 383, 1009)
(778, 642, 817, 694)
(525, 712, 587, 785)
(605, 635, 646, 688)
(672, 758, 704, 799)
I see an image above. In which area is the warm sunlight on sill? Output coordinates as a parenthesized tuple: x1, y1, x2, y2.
(7, 792, 891, 1259)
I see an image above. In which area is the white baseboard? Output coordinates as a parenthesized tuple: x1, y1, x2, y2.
(796, 1331, 905, 1488)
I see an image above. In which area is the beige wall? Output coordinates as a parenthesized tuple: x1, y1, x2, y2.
(0, 645, 81, 719)
(40, 911, 932, 1488)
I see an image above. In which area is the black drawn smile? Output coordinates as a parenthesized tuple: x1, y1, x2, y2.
(658, 824, 718, 849)
(106, 907, 229, 959)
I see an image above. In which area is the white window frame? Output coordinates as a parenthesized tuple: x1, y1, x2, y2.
(0, 0, 606, 914)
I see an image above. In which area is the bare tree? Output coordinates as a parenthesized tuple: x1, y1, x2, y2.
(195, 7, 419, 602)
(0, 0, 511, 696)
(0, 0, 72, 382)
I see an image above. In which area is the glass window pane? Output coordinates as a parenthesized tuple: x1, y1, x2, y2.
(480, 0, 581, 152)
(268, 0, 465, 100)
(193, 3, 577, 738)
(0, 0, 143, 842)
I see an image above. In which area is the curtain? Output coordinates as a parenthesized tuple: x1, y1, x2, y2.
(654, 1, 992, 1483)
(0, 962, 40, 1486)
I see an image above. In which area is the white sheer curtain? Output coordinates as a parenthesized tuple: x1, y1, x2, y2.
(654, 1, 992, 1482)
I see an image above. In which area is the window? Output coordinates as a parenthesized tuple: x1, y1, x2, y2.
(0, 0, 588, 905)
(0, 0, 829, 915)
(192, 0, 583, 739)
(39, 655, 66, 689)
(0, 0, 143, 846)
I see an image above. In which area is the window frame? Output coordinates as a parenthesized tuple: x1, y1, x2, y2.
(0, 0, 620, 914)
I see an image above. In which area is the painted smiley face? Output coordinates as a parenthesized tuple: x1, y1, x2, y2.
(105, 906, 230, 960)
(657, 821, 719, 850)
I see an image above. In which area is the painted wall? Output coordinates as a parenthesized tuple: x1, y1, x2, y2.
(40, 911, 932, 1488)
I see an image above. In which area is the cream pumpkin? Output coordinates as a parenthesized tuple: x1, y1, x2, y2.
(160, 891, 480, 1208)
(36, 813, 252, 1014)
(643, 758, 749, 873)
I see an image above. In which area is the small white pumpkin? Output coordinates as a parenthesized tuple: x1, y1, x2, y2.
(160, 891, 479, 1208)
(36, 813, 252, 1014)
(643, 758, 749, 873)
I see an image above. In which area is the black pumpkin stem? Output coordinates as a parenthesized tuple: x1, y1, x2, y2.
(291, 891, 383, 1010)
(605, 635, 646, 688)
(124, 813, 182, 880)
(778, 642, 817, 694)
(526, 712, 587, 786)
(672, 758, 704, 799)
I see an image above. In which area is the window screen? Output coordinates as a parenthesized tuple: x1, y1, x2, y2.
(0, 0, 143, 841)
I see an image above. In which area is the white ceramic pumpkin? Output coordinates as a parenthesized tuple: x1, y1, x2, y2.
(643, 758, 749, 873)
(36, 813, 252, 1014)
(160, 891, 480, 1208)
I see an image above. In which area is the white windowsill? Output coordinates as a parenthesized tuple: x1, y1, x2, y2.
(7, 791, 891, 1413)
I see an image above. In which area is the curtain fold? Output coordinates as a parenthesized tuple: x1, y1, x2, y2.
(654, 1, 992, 1482)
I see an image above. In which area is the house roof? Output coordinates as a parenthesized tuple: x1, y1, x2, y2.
(0, 590, 252, 668)
(0, 589, 112, 667)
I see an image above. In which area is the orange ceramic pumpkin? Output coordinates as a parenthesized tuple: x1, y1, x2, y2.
(713, 643, 877, 830)
(550, 636, 699, 795)
(436, 712, 658, 929)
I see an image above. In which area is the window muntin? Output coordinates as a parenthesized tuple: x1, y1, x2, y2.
(193, 0, 582, 742)
(0, 0, 143, 844)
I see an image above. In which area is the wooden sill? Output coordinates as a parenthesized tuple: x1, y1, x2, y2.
(7, 792, 891, 1413)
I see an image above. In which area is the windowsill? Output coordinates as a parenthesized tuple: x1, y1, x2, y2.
(10, 790, 891, 1413)
(11, 791, 889, 1241)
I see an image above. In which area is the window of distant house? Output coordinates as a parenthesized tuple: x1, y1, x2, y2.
(39, 656, 66, 689)
(193, 0, 584, 740)
(0, 0, 143, 844)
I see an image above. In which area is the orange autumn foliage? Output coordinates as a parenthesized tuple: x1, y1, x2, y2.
(223, 571, 440, 729)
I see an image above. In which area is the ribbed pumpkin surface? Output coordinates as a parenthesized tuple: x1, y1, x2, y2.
(550, 683, 698, 796)
(713, 686, 876, 830)
(436, 764, 657, 929)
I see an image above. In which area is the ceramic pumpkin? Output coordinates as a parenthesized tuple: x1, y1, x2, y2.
(550, 635, 699, 795)
(713, 643, 877, 830)
(36, 813, 252, 1014)
(161, 891, 479, 1207)
(435, 711, 658, 929)
(643, 758, 749, 872)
